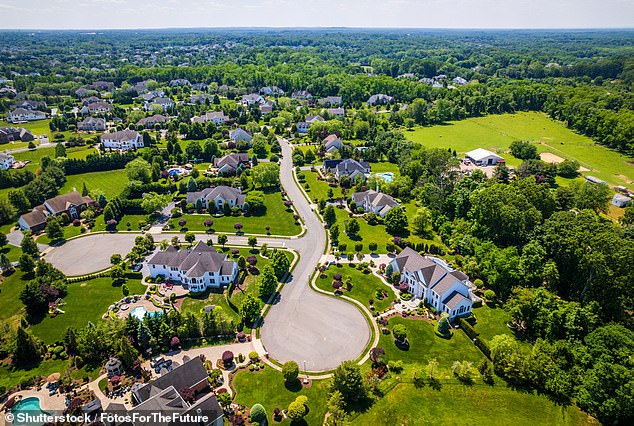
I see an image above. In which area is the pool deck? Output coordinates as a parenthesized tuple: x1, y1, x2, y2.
(10, 387, 68, 413)
(116, 299, 162, 319)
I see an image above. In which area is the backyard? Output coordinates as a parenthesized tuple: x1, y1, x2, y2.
(59, 169, 129, 198)
(232, 367, 329, 426)
(173, 191, 301, 236)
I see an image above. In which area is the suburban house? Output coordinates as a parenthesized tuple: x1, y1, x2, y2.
(260, 86, 284, 96)
(75, 87, 91, 98)
(327, 107, 345, 117)
(169, 78, 191, 87)
(241, 93, 265, 106)
(260, 100, 275, 114)
(81, 96, 101, 106)
(144, 97, 174, 111)
(148, 241, 238, 291)
(213, 152, 251, 175)
(367, 94, 394, 105)
(80, 101, 112, 115)
(390, 247, 474, 319)
(90, 81, 115, 91)
(100, 129, 143, 150)
(612, 193, 631, 208)
(77, 117, 106, 132)
(230, 128, 253, 144)
(292, 90, 313, 100)
(318, 96, 342, 107)
(13, 100, 47, 111)
(128, 356, 223, 426)
(6, 108, 46, 123)
(191, 111, 229, 126)
(324, 158, 371, 181)
(322, 134, 344, 153)
(453, 76, 468, 85)
(192, 82, 208, 91)
(0, 151, 15, 170)
(297, 115, 324, 133)
(190, 93, 214, 104)
(0, 127, 34, 143)
(137, 114, 168, 128)
(465, 148, 505, 166)
(186, 186, 247, 211)
(18, 191, 94, 231)
(351, 189, 399, 217)
(139, 90, 164, 101)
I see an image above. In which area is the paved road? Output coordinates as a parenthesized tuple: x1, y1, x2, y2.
(259, 138, 370, 372)
(45, 138, 371, 370)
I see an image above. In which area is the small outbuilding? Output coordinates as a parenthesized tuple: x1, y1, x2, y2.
(612, 194, 631, 208)
(105, 357, 124, 378)
(465, 148, 505, 166)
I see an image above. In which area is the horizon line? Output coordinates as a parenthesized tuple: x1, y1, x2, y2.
(1, 26, 634, 32)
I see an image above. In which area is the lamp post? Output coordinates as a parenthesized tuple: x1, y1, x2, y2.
(303, 360, 309, 384)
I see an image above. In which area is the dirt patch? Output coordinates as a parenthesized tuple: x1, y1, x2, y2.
(579, 166, 590, 172)
(80, 283, 87, 287)
(540, 152, 565, 164)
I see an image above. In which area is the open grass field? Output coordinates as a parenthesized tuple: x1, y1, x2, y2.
(379, 316, 485, 377)
(175, 192, 301, 236)
(407, 112, 634, 190)
(315, 263, 394, 312)
(29, 275, 147, 344)
(471, 303, 514, 343)
(0, 119, 51, 137)
(351, 381, 597, 426)
(233, 367, 330, 426)
(60, 169, 129, 198)
(92, 214, 150, 232)
(0, 270, 31, 323)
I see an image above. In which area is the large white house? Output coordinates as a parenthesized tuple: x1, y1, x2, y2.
(100, 129, 143, 150)
(6, 108, 46, 123)
(390, 247, 474, 319)
(191, 112, 229, 126)
(147, 242, 238, 292)
(186, 186, 246, 211)
(351, 190, 399, 217)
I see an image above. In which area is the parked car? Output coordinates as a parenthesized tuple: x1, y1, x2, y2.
(150, 356, 165, 368)
(132, 264, 143, 272)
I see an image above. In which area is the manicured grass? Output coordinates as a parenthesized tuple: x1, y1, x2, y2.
(370, 162, 400, 176)
(301, 170, 344, 202)
(471, 304, 514, 343)
(29, 276, 147, 344)
(10, 145, 96, 172)
(379, 316, 484, 377)
(60, 169, 129, 199)
(92, 214, 151, 232)
(351, 382, 597, 426)
(1, 243, 22, 262)
(0, 271, 31, 322)
(407, 111, 634, 190)
(0, 119, 51, 138)
(174, 192, 301, 236)
(315, 263, 394, 312)
(0, 358, 68, 390)
(35, 223, 84, 245)
(233, 367, 330, 426)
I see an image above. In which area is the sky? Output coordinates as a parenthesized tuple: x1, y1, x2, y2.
(0, 0, 632, 29)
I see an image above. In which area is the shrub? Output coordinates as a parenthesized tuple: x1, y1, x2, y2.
(250, 404, 266, 423)
(437, 313, 451, 335)
(221, 351, 234, 366)
(282, 361, 299, 383)
(392, 324, 407, 342)
(249, 351, 259, 363)
(484, 289, 496, 301)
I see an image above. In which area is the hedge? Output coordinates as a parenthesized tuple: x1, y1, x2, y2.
(455, 316, 491, 359)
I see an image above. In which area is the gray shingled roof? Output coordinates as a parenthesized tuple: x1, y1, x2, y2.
(148, 241, 233, 278)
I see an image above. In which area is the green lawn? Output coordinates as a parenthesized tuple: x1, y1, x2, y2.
(351, 382, 597, 426)
(370, 162, 400, 176)
(0, 271, 31, 322)
(0, 243, 22, 262)
(29, 275, 146, 344)
(60, 169, 129, 199)
(9, 145, 96, 173)
(315, 263, 394, 312)
(471, 304, 514, 343)
(0, 358, 69, 390)
(301, 170, 344, 202)
(92, 214, 151, 232)
(379, 317, 484, 377)
(35, 223, 84, 245)
(407, 111, 634, 190)
(174, 192, 301, 236)
(233, 367, 330, 426)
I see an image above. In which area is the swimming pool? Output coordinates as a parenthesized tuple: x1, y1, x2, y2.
(374, 172, 394, 183)
(11, 397, 50, 426)
(130, 306, 160, 320)
(168, 168, 181, 176)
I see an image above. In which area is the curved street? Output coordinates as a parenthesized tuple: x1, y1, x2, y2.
(45, 138, 371, 371)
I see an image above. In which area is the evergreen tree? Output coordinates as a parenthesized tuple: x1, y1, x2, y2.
(186, 177, 198, 192)
(13, 327, 40, 366)
(21, 231, 40, 256)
